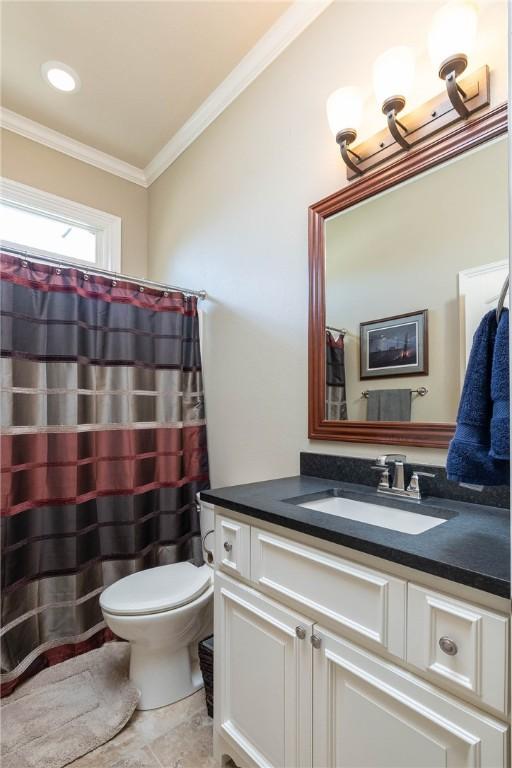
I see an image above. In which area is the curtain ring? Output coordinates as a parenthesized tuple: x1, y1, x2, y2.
(163, 291, 169, 297)
(83, 272, 89, 280)
(112, 280, 117, 287)
(22, 260, 28, 268)
(139, 285, 144, 292)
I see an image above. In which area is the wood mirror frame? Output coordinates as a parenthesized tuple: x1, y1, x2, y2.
(308, 103, 507, 448)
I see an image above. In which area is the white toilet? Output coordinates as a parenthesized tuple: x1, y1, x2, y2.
(100, 498, 215, 711)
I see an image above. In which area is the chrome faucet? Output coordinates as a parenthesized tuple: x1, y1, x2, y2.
(371, 454, 435, 500)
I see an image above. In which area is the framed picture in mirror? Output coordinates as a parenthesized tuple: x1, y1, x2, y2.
(360, 310, 428, 380)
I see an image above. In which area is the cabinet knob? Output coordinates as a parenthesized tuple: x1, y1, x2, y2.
(295, 626, 306, 640)
(310, 634, 322, 649)
(439, 636, 458, 656)
(223, 541, 232, 553)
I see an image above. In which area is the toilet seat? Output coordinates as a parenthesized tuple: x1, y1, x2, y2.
(100, 562, 211, 617)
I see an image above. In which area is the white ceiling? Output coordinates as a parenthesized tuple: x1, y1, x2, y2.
(1, 1, 292, 170)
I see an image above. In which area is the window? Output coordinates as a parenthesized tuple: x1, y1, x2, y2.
(0, 178, 121, 271)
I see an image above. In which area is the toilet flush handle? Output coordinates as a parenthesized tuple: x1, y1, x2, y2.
(201, 529, 215, 564)
(223, 541, 233, 553)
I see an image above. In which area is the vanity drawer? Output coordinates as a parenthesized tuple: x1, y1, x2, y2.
(251, 527, 406, 658)
(215, 514, 250, 579)
(407, 584, 509, 714)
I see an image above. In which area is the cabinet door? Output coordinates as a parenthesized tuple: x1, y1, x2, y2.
(215, 572, 313, 768)
(313, 626, 507, 768)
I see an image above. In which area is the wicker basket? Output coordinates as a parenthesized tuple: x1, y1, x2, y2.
(198, 634, 214, 718)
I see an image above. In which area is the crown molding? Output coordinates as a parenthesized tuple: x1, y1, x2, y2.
(1, 108, 148, 187)
(144, 0, 333, 185)
(1, 1, 332, 188)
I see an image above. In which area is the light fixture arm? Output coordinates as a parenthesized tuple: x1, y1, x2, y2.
(386, 109, 411, 150)
(336, 129, 363, 176)
(439, 54, 470, 119)
(445, 71, 470, 118)
(382, 96, 410, 151)
(339, 142, 363, 176)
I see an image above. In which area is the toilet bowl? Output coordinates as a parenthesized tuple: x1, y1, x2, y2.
(100, 496, 215, 710)
(101, 560, 213, 710)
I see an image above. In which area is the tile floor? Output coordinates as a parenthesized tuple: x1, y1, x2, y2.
(69, 689, 215, 768)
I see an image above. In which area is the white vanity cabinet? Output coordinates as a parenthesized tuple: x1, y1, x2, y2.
(213, 510, 510, 768)
(215, 573, 313, 768)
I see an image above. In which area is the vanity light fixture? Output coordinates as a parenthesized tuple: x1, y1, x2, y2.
(329, 0, 489, 180)
(373, 46, 416, 150)
(326, 87, 364, 176)
(428, 0, 479, 118)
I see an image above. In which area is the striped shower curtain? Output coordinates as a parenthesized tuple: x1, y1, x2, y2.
(0, 252, 209, 695)
(326, 330, 347, 420)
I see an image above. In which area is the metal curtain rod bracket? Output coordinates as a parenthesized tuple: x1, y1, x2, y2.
(362, 386, 428, 399)
(326, 325, 348, 336)
(0, 244, 207, 300)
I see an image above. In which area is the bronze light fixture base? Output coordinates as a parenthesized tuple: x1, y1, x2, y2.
(382, 95, 406, 115)
(335, 128, 357, 145)
(438, 53, 468, 80)
(343, 63, 490, 180)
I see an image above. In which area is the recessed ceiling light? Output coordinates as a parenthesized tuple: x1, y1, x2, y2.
(41, 61, 81, 93)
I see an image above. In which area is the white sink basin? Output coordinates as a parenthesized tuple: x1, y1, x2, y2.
(299, 495, 447, 535)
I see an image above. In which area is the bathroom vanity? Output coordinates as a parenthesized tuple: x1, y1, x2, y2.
(204, 463, 510, 768)
(204, 105, 511, 768)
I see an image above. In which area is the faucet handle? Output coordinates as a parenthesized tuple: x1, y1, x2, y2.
(371, 465, 391, 490)
(407, 470, 436, 497)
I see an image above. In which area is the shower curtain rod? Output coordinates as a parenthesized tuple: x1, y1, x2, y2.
(0, 243, 207, 300)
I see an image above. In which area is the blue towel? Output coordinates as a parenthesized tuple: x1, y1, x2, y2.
(490, 309, 509, 460)
(447, 309, 509, 486)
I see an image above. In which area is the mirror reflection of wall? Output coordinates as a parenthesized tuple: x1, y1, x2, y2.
(458, 259, 508, 385)
(325, 137, 508, 424)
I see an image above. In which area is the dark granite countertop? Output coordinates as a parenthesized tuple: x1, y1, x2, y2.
(202, 475, 510, 598)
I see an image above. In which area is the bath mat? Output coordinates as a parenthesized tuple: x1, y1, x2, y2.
(1, 642, 139, 768)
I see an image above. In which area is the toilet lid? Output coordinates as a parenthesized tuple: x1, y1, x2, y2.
(100, 562, 211, 616)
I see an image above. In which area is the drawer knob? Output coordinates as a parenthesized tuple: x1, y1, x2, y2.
(310, 634, 322, 649)
(439, 636, 458, 656)
(223, 541, 232, 553)
(295, 626, 306, 640)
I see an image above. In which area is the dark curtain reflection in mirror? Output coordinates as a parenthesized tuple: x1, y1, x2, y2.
(325, 329, 347, 420)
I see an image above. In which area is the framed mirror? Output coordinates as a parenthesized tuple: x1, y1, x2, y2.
(308, 104, 508, 448)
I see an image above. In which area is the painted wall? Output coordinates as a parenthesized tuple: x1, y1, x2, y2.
(146, 0, 508, 487)
(1, 129, 148, 277)
(325, 138, 508, 423)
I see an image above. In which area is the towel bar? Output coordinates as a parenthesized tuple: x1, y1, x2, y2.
(362, 387, 428, 398)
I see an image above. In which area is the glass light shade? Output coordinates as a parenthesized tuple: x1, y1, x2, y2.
(372, 46, 416, 106)
(326, 86, 363, 137)
(428, 1, 478, 67)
